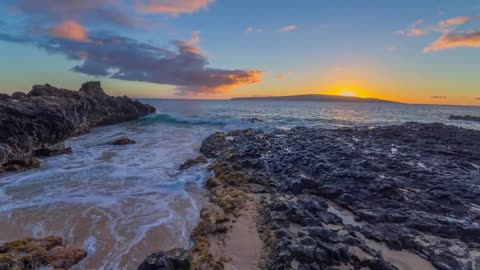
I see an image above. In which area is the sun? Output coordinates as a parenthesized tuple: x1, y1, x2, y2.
(339, 90, 356, 97)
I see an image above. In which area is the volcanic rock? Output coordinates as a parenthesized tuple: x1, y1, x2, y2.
(0, 81, 155, 171)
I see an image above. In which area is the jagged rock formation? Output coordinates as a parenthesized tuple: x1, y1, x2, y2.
(200, 123, 480, 270)
(0, 82, 155, 172)
(144, 123, 480, 270)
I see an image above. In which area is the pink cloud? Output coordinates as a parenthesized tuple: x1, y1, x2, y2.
(424, 31, 480, 52)
(278, 25, 297, 32)
(438, 16, 476, 28)
(396, 20, 426, 37)
(135, 0, 213, 14)
(47, 20, 91, 42)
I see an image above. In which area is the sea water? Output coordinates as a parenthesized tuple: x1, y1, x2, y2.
(0, 100, 478, 269)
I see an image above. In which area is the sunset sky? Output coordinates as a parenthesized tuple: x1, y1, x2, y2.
(0, 1, 479, 105)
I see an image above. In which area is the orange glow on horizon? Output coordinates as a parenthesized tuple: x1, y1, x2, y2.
(339, 90, 356, 97)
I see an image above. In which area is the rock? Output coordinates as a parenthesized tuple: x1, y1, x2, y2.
(193, 122, 480, 270)
(0, 94, 9, 100)
(1, 158, 41, 172)
(48, 247, 87, 269)
(138, 249, 191, 270)
(79, 81, 108, 97)
(0, 81, 155, 173)
(179, 155, 208, 170)
(449, 115, 480, 122)
(242, 117, 264, 123)
(111, 137, 137, 145)
(10, 92, 26, 99)
(0, 236, 86, 270)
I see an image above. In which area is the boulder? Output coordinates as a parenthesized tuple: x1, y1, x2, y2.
(111, 138, 137, 145)
(138, 249, 191, 270)
(179, 155, 208, 170)
(10, 92, 26, 99)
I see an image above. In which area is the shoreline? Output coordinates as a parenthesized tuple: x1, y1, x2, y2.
(2, 107, 480, 269)
(143, 122, 480, 270)
(0, 81, 155, 174)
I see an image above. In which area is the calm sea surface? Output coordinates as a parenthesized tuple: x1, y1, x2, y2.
(0, 100, 478, 269)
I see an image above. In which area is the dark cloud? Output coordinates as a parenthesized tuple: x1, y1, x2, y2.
(431, 96, 447, 99)
(476, 97, 480, 100)
(5, 0, 147, 28)
(0, 31, 262, 95)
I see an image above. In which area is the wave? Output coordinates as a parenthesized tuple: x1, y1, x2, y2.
(137, 113, 229, 126)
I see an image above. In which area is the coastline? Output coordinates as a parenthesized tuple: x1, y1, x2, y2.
(143, 122, 480, 270)
(0, 82, 156, 269)
(2, 88, 480, 269)
(0, 81, 155, 174)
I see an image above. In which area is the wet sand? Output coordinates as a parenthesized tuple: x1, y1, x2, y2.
(209, 195, 263, 270)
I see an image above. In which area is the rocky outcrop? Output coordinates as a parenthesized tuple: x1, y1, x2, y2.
(110, 137, 137, 145)
(188, 122, 480, 270)
(138, 249, 191, 270)
(178, 156, 208, 170)
(0, 82, 155, 172)
(450, 115, 480, 122)
(0, 236, 87, 270)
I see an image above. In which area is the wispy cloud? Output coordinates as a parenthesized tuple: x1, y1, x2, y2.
(424, 31, 480, 52)
(245, 26, 263, 33)
(135, 0, 214, 15)
(396, 20, 426, 37)
(6, 0, 214, 29)
(397, 15, 480, 52)
(276, 72, 293, 79)
(437, 16, 477, 28)
(431, 96, 447, 99)
(475, 97, 480, 100)
(278, 25, 297, 32)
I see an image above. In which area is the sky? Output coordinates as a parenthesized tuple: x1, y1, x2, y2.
(0, 0, 479, 105)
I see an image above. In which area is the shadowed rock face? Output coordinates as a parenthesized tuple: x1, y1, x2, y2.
(198, 123, 480, 270)
(0, 81, 155, 169)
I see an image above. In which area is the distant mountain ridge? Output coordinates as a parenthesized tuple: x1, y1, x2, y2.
(231, 94, 399, 103)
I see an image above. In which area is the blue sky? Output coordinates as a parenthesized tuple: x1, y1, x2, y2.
(0, 0, 479, 105)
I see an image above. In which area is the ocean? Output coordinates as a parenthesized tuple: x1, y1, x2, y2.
(0, 100, 478, 269)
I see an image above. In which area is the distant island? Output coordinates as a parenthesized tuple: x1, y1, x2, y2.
(231, 94, 400, 103)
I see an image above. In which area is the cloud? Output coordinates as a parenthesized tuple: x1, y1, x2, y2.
(0, 31, 262, 95)
(476, 97, 480, 100)
(276, 72, 293, 79)
(278, 25, 297, 32)
(396, 20, 426, 37)
(424, 31, 480, 52)
(5, 0, 213, 29)
(431, 96, 447, 99)
(438, 16, 476, 28)
(7, 0, 143, 28)
(245, 26, 263, 33)
(135, 0, 213, 15)
(47, 20, 91, 43)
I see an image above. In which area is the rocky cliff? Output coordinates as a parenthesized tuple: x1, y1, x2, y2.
(0, 81, 155, 172)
